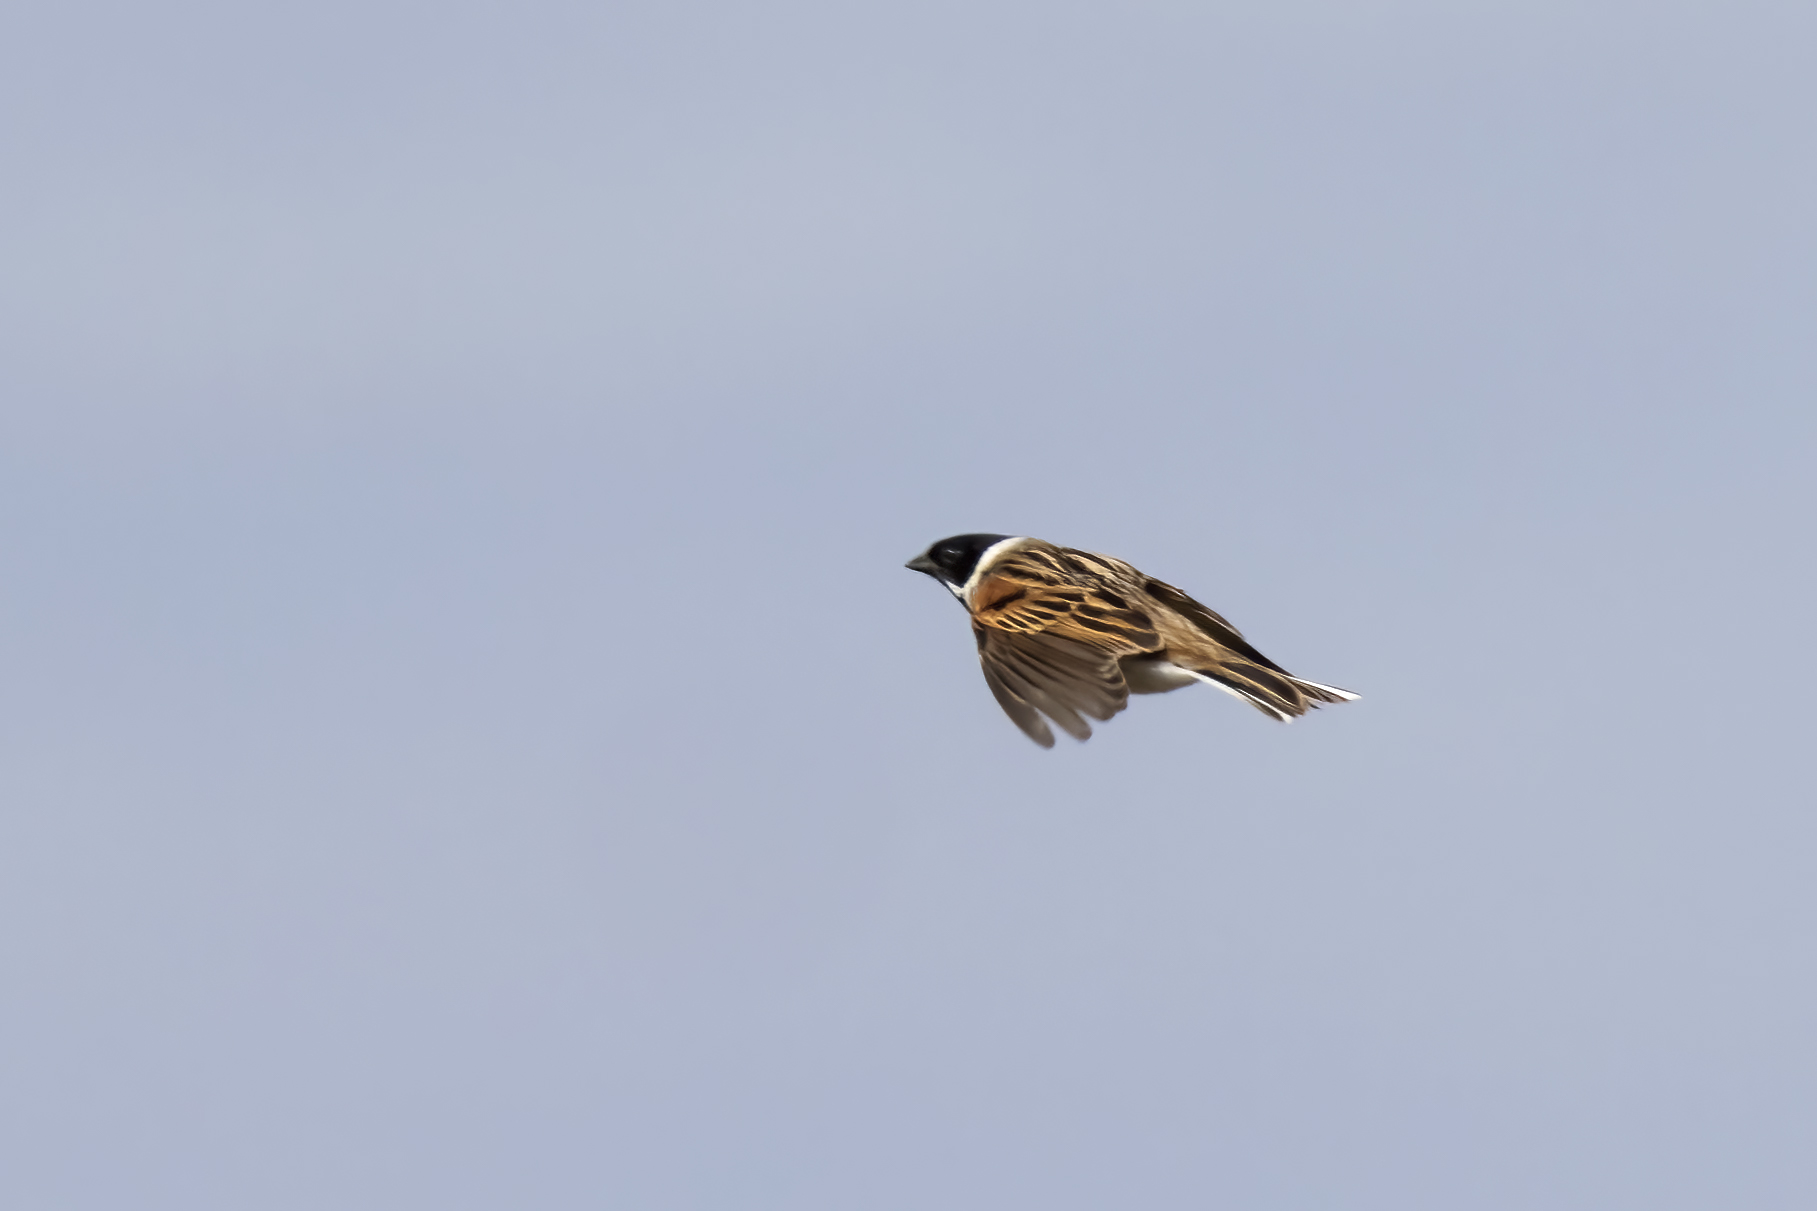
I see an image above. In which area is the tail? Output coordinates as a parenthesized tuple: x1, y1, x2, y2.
(1188, 662, 1359, 723)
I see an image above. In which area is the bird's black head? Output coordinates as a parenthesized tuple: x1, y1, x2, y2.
(905, 533, 1013, 589)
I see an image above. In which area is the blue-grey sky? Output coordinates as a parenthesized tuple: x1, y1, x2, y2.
(4, 2, 1814, 1207)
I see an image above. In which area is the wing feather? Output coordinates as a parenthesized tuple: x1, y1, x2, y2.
(965, 549, 1166, 745)
(980, 660, 1057, 748)
(974, 626, 1129, 745)
(971, 561, 1162, 652)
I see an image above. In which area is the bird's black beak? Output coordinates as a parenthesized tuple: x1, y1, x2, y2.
(905, 553, 940, 577)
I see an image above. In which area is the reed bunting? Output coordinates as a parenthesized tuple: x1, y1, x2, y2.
(907, 534, 1357, 747)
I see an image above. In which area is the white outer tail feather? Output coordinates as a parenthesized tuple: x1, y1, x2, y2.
(1185, 670, 1360, 721)
(1185, 669, 1296, 722)
(1290, 677, 1361, 702)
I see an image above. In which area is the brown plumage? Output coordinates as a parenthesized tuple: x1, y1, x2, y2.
(907, 534, 1358, 747)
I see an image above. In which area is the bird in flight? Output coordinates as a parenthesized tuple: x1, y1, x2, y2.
(907, 534, 1357, 747)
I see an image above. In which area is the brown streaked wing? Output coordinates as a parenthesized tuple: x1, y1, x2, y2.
(972, 564, 1163, 653)
(973, 625, 1131, 746)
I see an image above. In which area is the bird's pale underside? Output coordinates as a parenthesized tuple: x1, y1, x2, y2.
(907, 534, 1358, 747)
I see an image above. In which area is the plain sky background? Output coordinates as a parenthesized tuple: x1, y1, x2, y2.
(3, 2, 1815, 1207)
